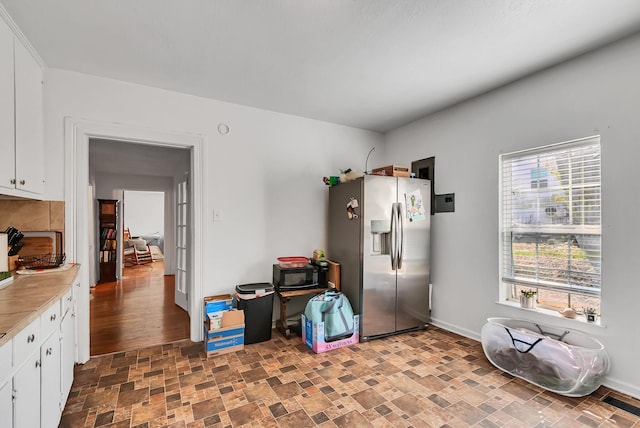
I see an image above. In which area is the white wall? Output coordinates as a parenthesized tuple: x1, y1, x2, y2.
(123, 191, 164, 238)
(384, 33, 640, 398)
(43, 68, 383, 288)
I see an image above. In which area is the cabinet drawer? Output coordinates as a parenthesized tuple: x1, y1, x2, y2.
(0, 340, 12, 381)
(41, 299, 61, 339)
(61, 287, 73, 317)
(13, 316, 41, 364)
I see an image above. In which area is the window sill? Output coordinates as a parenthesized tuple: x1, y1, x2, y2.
(496, 300, 606, 328)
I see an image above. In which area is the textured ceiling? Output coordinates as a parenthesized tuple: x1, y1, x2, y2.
(3, 0, 640, 133)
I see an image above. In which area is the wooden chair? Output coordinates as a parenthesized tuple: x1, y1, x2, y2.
(123, 229, 153, 267)
(133, 243, 153, 265)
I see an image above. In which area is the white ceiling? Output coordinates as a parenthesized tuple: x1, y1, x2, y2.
(3, 0, 640, 133)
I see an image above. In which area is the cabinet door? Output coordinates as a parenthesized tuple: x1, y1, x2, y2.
(0, 379, 12, 428)
(0, 339, 12, 381)
(61, 309, 75, 404)
(14, 352, 41, 428)
(0, 18, 15, 192)
(41, 331, 62, 428)
(14, 38, 43, 196)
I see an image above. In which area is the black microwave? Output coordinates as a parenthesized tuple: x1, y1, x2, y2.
(272, 264, 327, 290)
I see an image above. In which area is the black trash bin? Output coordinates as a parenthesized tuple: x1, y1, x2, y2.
(235, 283, 275, 344)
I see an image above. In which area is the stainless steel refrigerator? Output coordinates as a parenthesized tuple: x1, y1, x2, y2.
(328, 175, 431, 341)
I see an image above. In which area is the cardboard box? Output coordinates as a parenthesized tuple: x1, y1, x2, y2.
(203, 294, 234, 319)
(203, 310, 246, 357)
(204, 323, 245, 341)
(205, 309, 245, 330)
(302, 314, 359, 353)
(372, 165, 410, 177)
(204, 336, 244, 356)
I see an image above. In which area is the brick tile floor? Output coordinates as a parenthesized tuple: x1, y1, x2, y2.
(60, 327, 640, 427)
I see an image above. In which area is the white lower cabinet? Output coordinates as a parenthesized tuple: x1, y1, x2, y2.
(60, 302, 75, 404)
(0, 284, 76, 427)
(13, 352, 41, 428)
(41, 331, 62, 428)
(0, 379, 12, 428)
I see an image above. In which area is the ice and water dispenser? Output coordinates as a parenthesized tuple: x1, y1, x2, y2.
(371, 220, 391, 255)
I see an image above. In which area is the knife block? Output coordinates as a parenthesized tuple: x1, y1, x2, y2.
(8, 255, 19, 271)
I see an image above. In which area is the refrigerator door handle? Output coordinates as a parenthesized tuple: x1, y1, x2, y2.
(397, 202, 404, 269)
(390, 203, 397, 270)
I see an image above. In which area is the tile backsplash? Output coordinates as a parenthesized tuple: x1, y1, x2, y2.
(0, 200, 64, 232)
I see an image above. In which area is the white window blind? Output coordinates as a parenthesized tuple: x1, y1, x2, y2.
(500, 136, 601, 297)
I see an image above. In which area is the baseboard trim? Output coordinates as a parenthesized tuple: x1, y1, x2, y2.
(602, 378, 640, 401)
(430, 317, 481, 342)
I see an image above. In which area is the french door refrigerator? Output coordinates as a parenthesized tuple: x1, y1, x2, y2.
(328, 175, 431, 341)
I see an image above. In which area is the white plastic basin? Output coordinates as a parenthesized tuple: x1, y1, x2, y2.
(481, 317, 610, 397)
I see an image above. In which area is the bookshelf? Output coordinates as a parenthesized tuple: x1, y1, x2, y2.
(98, 199, 119, 283)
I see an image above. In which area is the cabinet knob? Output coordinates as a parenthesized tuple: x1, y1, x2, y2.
(19, 180, 25, 185)
(35, 360, 41, 368)
(50, 314, 57, 321)
(46, 347, 53, 356)
(27, 334, 35, 343)
(10, 179, 15, 184)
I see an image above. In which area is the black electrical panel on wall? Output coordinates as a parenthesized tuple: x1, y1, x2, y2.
(435, 193, 455, 213)
(411, 156, 455, 214)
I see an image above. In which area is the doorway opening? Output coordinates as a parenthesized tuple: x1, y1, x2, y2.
(88, 139, 191, 355)
(67, 118, 205, 362)
(122, 190, 166, 272)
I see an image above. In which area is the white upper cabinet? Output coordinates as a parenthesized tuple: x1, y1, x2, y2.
(0, 17, 15, 191)
(0, 15, 44, 198)
(14, 38, 44, 196)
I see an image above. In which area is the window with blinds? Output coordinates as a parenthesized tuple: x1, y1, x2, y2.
(500, 136, 601, 310)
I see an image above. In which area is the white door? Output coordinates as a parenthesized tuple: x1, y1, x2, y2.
(175, 179, 188, 311)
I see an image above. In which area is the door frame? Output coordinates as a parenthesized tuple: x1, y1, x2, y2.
(64, 117, 206, 363)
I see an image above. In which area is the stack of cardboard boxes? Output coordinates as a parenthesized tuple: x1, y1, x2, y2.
(203, 294, 245, 357)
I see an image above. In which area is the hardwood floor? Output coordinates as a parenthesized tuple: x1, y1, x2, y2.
(90, 261, 190, 356)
